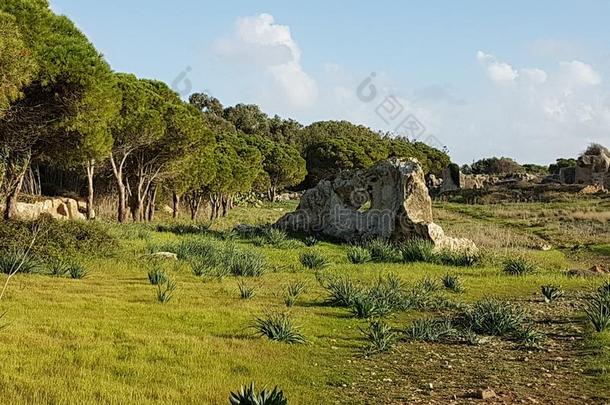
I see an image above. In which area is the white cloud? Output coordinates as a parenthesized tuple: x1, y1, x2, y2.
(558, 60, 601, 87)
(476, 51, 519, 83)
(520, 68, 548, 84)
(214, 13, 317, 107)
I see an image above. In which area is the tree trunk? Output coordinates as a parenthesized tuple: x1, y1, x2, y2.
(268, 186, 277, 202)
(85, 160, 95, 220)
(172, 192, 180, 220)
(147, 186, 157, 222)
(3, 152, 31, 221)
(110, 153, 129, 223)
(221, 195, 228, 217)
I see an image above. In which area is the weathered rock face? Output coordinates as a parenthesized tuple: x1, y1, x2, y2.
(6, 198, 87, 221)
(276, 158, 477, 253)
(576, 144, 610, 189)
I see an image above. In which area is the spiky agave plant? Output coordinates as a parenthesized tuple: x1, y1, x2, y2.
(254, 312, 305, 344)
(361, 320, 397, 355)
(541, 285, 563, 303)
(229, 382, 287, 405)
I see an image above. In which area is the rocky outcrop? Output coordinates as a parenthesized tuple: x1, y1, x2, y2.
(6, 197, 88, 221)
(575, 144, 610, 190)
(276, 158, 477, 253)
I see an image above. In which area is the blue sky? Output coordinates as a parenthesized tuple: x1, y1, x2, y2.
(50, 0, 610, 164)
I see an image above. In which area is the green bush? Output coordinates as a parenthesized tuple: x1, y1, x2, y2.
(148, 265, 168, 286)
(323, 276, 362, 307)
(284, 281, 307, 307)
(304, 236, 319, 247)
(238, 280, 256, 300)
(346, 246, 371, 264)
(68, 264, 88, 279)
(229, 382, 287, 405)
(156, 279, 176, 303)
(226, 248, 266, 277)
(0, 249, 40, 275)
(584, 290, 610, 332)
(503, 257, 536, 276)
(254, 312, 305, 344)
(0, 217, 117, 260)
(541, 285, 563, 303)
(515, 325, 545, 350)
(463, 298, 524, 336)
(442, 274, 465, 293)
(401, 239, 436, 263)
(47, 258, 69, 277)
(405, 318, 454, 342)
(351, 294, 388, 318)
(361, 320, 397, 355)
(366, 239, 399, 263)
(156, 223, 210, 235)
(299, 251, 330, 269)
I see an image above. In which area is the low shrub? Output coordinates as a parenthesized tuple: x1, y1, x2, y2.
(0, 249, 40, 275)
(226, 248, 265, 277)
(238, 280, 256, 300)
(148, 265, 168, 286)
(156, 279, 176, 303)
(366, 239, 399, 263)
(351, 294, 388, 318)
(156, 223, 210, 235)
(254, 312, 305, 344)
(515, 325, 545, 350)
(323, 276, 362, 307)
(437, 249, 481, 267)
(584, 290, 610, 332)
(541, 285, 563, 303)
(442, 274, 465, 293)
(346, 246, 371, 264)
(405, 317, 454, 342)
(401, 239, 436, 263)
(47, 258, 69, 277)
(284, 281, 307, 307)
(68, 264, 88, 279)
(299, 251, 330, 269)
(463, 298, 524, 336)
(503, 257, 536, 276)
(304, 236, 319, 247)
(263, 228, 291, 248)
(229, 382, 287, 405)
(361, 320, 397, 355)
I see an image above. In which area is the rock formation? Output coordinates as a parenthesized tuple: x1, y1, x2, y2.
(3, 197, 88, 221)
(575, 144, 610, 189)
(276, 158, 477, 253)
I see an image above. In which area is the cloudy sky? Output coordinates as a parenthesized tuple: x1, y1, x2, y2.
(50, 0, 610, 164)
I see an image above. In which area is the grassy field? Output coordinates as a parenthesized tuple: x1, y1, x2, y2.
(0, 197, 608, 404)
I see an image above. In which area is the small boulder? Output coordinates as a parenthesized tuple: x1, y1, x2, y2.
(476, 389, 496, 400)
(149, 252, 178, 260)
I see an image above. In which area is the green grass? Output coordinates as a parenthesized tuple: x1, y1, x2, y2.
(0, 200, 607, 403)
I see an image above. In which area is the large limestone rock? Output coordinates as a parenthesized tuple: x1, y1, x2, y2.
(10, 197, 87, 221)
(276, 158, 477, 253)
(576, 144, 610, 189)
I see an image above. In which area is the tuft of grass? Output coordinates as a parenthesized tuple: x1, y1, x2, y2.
(366, 239, 399, 263)
(322, 276, 362, 307)
(254, 312, 305, 344)
(68, 264, 88, 279)
(346, 246, 371, 264)
(541, 285, 564, 303)
(463, 298, 525, 336)
(503, 257, 537, 276)
(229, 382, 287, 405)
(351, 294, 387, 318)
(515, 325, 545, 350)
(283, 281, 307, 307)
(0, 250, 40, 275)
(299, 251, 330, 270)
(226, 247, 266, 277)
(401, 239, 436, 263)
(598, 281, 610, 296)
(416, 277, 440, 294)
(191, 261, 214, 277)
(442, 274, 465, 293)
(47, 258, 69, 277)
(156, 278, 176, 303)
(437, 249, 481, 267)
(584, 290, 610, 332)
(361, 320, 397, 355)
(263, 228, 291, 248)
(238, 280, 256, 300)
(148, 264, 168, 286)
(405, 317, 454, 342)
(304, 236, 319, 247)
